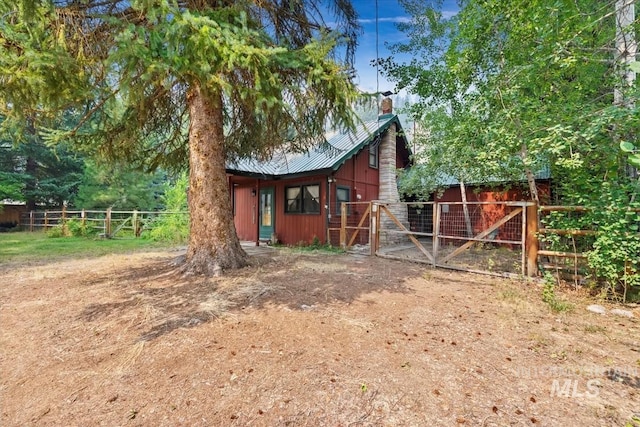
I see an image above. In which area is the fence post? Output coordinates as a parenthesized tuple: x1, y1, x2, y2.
(340, 203, 347, 249)
(29, 210, 34, 232)
(370, 203, 378, 256)
(62, 205, 66, 224)
(525, 202, 539, 277)
(133, 210, 138, 237)
(433, 202, 440, 267)
(105, 207, 112, 237)
(81, 209, 86, 227)
(44, 210, 49, 229)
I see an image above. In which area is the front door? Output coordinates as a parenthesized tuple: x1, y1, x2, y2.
(259, 187, 275, 240)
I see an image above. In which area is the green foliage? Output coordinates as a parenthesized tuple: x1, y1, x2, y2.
(542, 272, 573, 313)
(74, 160, 165, 210)
(147, 174, 189, 243)
(46, 219, 88, 238)
(386, 0, 639, 295)
(65, 219, 88, 237)
(620, 141, 640, 169)
(46, 223, 69, 238)
(0, 1, 361, 171)
(291, 236, 345, 253)
(0, 134, 83, 208)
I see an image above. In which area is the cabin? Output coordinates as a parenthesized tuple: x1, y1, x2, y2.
(226, 98, 411, 246)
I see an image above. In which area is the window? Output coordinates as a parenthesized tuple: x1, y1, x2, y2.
(336, 186, 351, 215)
(369, 144, 379, 168)
(285, 184, 320, 214)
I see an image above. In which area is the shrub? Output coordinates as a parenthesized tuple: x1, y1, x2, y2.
(66, 219, 88, 237)
(147, 174, 189, 243)
(47, 223, 69, 238)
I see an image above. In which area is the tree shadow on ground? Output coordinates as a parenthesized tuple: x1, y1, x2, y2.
(77, 251, 424, 342)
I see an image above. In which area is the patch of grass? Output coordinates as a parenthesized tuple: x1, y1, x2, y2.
(542, 272, 574, 313)
(584, 324, 607, 334)
(0, 232, 171, 264)
(287, 236, 345, 254)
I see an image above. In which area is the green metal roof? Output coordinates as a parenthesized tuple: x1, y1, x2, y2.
(226, 115, 404, 178)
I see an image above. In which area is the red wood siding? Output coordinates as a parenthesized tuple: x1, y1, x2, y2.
(232, 185, 257, 241)
(230, 175, 327, 245)
(328, 149, 380, 245)
(273, 176, 326, 245)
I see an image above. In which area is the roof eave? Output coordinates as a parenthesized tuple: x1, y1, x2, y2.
(329, 115, 401, 172)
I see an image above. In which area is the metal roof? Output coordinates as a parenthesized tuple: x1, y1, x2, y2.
(226, 115, 402, 178)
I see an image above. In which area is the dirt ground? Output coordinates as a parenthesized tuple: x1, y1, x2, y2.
(1, 246, 640, 426)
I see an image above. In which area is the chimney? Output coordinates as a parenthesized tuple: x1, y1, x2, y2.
(380, 97, 393, 117)
(377, 95, 409, 244)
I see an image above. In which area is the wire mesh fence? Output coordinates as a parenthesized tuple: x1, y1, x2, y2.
(375, 201, 529, 276)
(328, 202, 371, 249)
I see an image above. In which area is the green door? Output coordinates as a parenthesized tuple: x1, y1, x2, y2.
(259, 187, 275, 240)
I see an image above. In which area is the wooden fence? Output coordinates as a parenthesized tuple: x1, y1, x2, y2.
(19, 208, 188, 238)
(336, 201, 640, 279)
(533, 205, 640, 284)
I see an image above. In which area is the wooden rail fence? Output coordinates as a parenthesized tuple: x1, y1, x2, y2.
(335, 201, 640, 279)
(20, 208, 188, 238)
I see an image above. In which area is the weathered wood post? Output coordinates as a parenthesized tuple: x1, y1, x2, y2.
(370, 203, 377, 255)
(433, 202, 440, 267)
(525, 202, 539, 277)
(29, 210, 34, 232)
(340, 202, 347, 249)
(81, 209, 86, 227)
(44, 210, 49, 230)
(133, 210, 138, 237)
(105, 208, 112, 238)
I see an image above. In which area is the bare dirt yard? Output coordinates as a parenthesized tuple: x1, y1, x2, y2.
(1, 246, 640, 426)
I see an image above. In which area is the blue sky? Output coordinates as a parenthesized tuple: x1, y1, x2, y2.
(350, 0, 459, 94)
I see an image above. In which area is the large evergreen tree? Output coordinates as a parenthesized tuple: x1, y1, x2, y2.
(0, 0, 361, 275)
(0, 126, 83, 209)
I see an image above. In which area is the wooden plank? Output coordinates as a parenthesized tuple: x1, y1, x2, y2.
(433, 202, 440, 266)
(538, 228, 597, 236)
(525, 203, 538, 277)
(370, 203, 379, 255)
(381, 205, 434, 263)
(539, 205, 587, 212)
(441, 207, 523, 264)
(340, 203, 347, 249)
(347, 203, 371, 248)
(537, 250, 587, 259)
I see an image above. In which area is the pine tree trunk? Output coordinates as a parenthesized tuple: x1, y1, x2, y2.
(181, 84, 247, 276)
